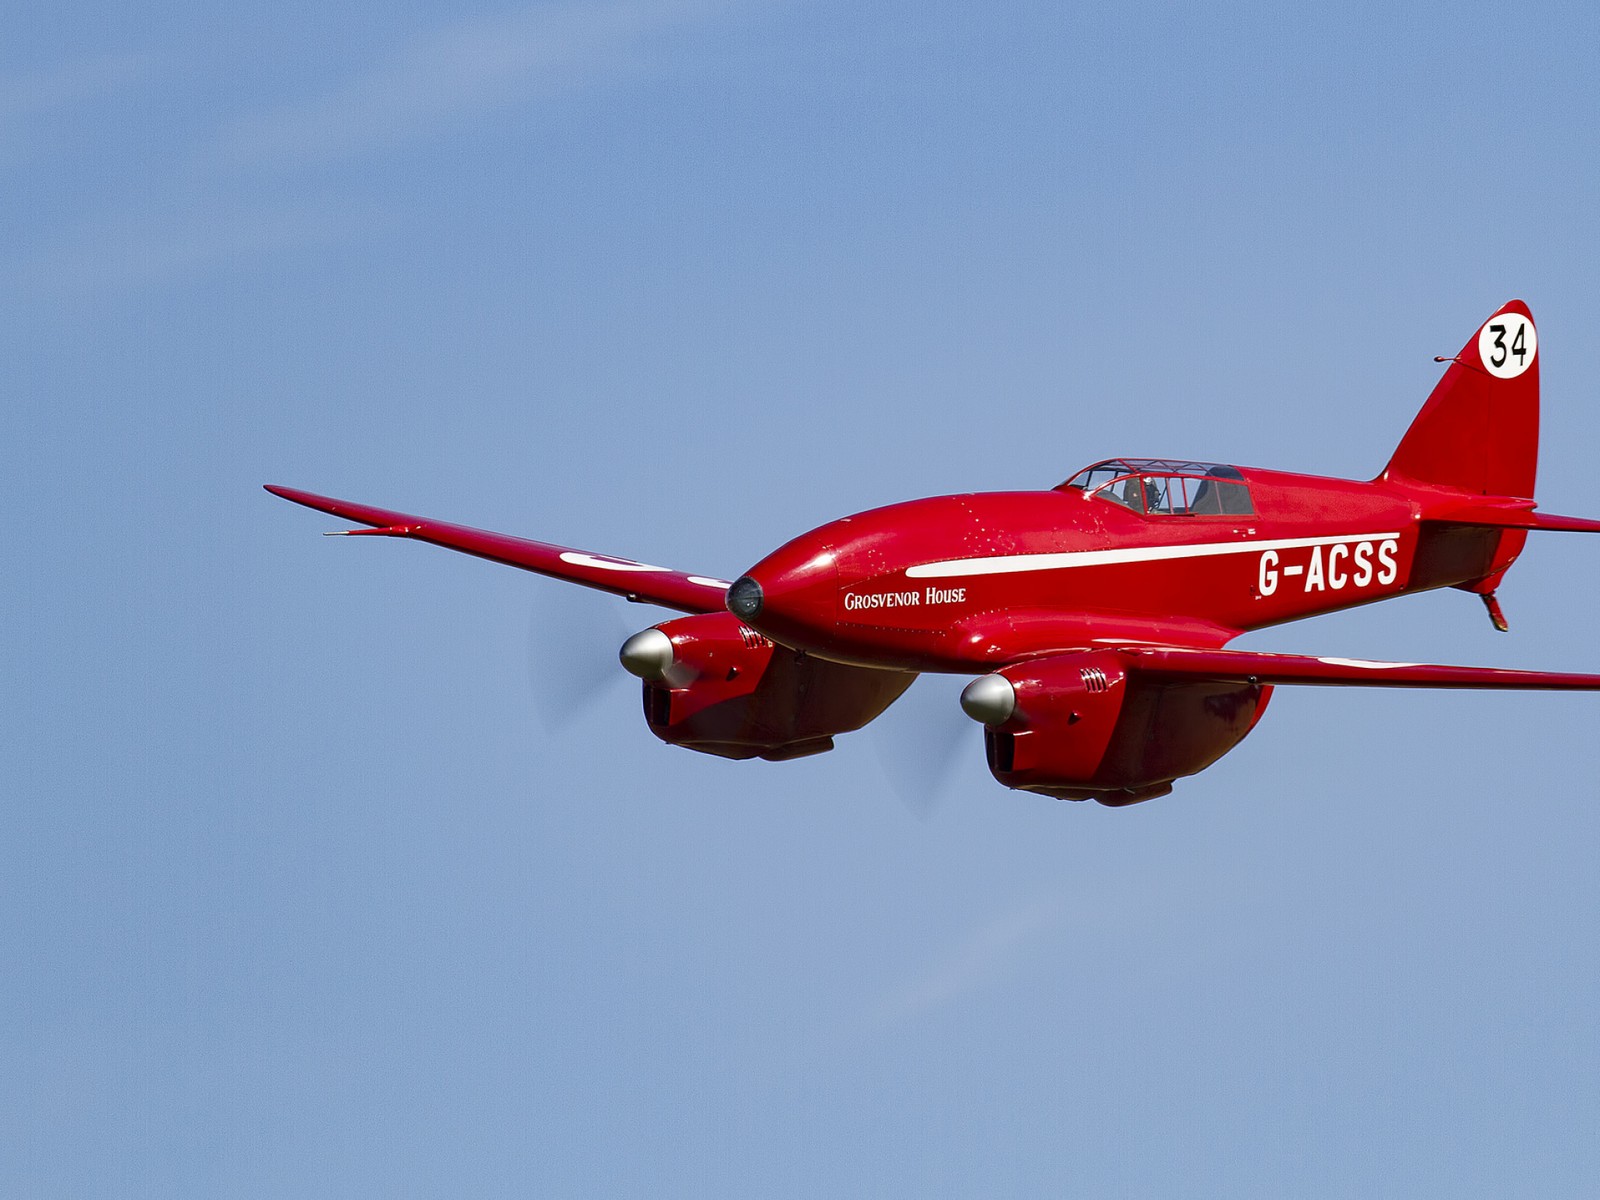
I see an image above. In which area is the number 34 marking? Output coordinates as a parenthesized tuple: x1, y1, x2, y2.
(1478, 314, 1537, 380)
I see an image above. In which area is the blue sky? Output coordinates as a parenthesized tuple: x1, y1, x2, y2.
(6, 1, 1600, 1194)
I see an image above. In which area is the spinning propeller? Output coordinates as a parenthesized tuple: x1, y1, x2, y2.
(869, 672, 976, 819)
(525, 585, 636, 731)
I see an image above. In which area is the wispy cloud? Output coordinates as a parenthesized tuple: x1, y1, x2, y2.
(873, 898, 1064, 1023)
(23, 201, 388, 293)
(16, 2, 760, 290)
(220, 0, 736, 167)
(0, 54, 150, 167)
(0, 54, 147, 126)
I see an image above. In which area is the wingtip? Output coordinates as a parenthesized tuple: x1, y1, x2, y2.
(264, 483, 336, 511)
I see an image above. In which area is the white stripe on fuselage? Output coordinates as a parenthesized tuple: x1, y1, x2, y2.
(903, 532, 1404, 579)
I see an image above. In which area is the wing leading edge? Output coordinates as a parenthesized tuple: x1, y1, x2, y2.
(1119, 645, 1600, 691)
(265, 485, 729, 614)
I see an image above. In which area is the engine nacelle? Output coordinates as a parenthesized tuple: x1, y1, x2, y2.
(965, 650, 1272, 805)
(621, 611, 913, 761)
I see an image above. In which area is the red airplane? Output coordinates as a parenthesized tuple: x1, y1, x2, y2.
(269, 300, 1600, 806)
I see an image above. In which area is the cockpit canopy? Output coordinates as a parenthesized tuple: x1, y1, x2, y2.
(1058, 458, 1254, 516)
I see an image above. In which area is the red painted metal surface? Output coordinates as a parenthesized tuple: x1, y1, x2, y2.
(977, 650, 1272, 804)
(269, 300, 1600, 804)
(637, 611, 913, 761)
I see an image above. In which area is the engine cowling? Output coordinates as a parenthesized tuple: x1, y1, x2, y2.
(620, 611, 913, 761)
(962, 650, 1272, 805)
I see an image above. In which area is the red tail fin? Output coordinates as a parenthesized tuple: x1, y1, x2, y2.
(1381, 300, 1539, 499)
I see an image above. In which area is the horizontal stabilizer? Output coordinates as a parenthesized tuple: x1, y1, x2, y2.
(265, 485, 729, 614)
(1429, 504, 1600, 534)
(1120, 645, 1600, 691)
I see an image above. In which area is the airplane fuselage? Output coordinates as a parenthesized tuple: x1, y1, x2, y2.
(732, 468, 1516, 672)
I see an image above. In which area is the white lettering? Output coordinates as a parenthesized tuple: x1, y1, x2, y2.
(843, 590, 922, 611)
(1306, 546, 1326, 592)
(1259, 550, 1279, 596)
(843, 585, 970, 612)
(1327, 543, 1349, 589)
(1254, 537, 1401, 600)
(1352, 541, 1374, 587)
(1377, 539, 1399, 585)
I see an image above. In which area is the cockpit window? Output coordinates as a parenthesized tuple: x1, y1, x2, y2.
(1059, 459, 1254, 516)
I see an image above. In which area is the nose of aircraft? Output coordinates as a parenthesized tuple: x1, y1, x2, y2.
(725, 530, 840, 650)
(725, 575, 763, 621)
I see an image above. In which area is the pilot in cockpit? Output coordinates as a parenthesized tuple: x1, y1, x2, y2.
(1139, 476, 1165, 513)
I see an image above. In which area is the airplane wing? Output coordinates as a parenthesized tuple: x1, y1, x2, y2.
(1117, 645, 1600, 690)
(265, 485, 730, 614)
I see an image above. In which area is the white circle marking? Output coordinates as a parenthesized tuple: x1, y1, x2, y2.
(1477, 313, 1536, 379)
